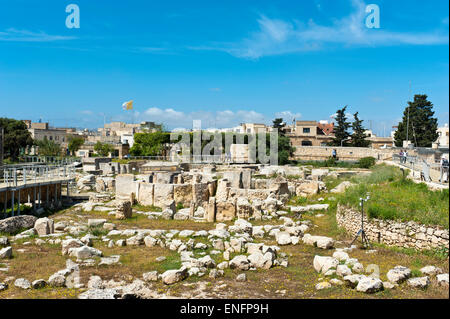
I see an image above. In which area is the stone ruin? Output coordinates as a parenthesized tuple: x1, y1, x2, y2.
(110, 163, 331, 222)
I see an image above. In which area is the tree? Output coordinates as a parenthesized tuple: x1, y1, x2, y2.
(270, 118, 295, 165)
(0, 118, 33, 160)
(394, 94, 439, 147)
(350, 112, 371, 147)
(329, 106, 351, 146)
(94, 141, 114, 157)
(68, 137, 84, 156)
(278, 135, 295, 165)
(272, 118, 285, 136)
(129, 131, 170, 156)
(35, 138, 62, 156)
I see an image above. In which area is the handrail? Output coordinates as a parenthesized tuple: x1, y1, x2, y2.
(0, 164, 76, 188)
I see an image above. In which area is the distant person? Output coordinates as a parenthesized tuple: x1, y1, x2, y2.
(332, 149, 337, 160)
(440, 157, 449, 183)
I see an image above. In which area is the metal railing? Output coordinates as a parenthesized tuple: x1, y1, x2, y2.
(21, 155, 81, 165)
(0, 164, 76, 188)
(392, 154, 448, 183)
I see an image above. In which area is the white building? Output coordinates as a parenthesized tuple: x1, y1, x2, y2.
(121, 133, 135, 148)
(436, 124, 449, 148)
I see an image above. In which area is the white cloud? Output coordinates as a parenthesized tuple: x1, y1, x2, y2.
(211, 0, 448, 59)
(275, 111, 302, 122)
(0, 28, 76, 42)
(141, 107, 272, 129)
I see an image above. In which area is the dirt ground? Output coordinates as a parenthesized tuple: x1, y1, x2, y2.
(1, 203, 448, 299)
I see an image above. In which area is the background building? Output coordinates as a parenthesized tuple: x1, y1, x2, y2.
(436, 124, 449, 148)
(288, 120, 334, 147)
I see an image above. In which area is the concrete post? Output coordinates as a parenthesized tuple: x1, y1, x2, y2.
(11, 190, 14, 216)
(17, 190, 20, 215)
(33, 186, 36, 211)
(38, 185, 41, 209)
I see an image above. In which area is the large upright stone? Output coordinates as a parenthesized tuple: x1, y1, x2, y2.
(215, 179, 231, 201)
(155, 172, 173, 184)
(295, 181, 320, 196)
(115, 174, 136, 198)
(216, 200, 236, 222)
(137, 182, 154, 206)
(207, 197, 216, 222)
(153, 184, 174, 208)
(223, 171, 242, 188)
(207, 181, 217, 199)
(192, 183, 210, 205)
(34, 218, 54, 236)
(236, 197, 253, 219)
(241, 170, 252, 189)
(115, 200, 132, 220)
(174, 184, 193, 207)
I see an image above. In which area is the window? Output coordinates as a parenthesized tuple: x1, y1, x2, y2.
(303, 128, 310, 134)
(302, 140, 312, 146)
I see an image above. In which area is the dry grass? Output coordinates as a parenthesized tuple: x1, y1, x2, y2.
(1, 200, 449, 299)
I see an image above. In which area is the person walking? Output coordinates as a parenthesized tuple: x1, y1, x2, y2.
(332, 149, 337, 160)
(440, 156, 449, 183)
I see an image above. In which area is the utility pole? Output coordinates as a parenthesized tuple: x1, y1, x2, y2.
(406, 80, 412, 145)
(0, 127, 4, 167)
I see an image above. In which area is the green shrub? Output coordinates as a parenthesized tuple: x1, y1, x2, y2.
(367, 203, 397, 220)
(357, 157, 376, 168)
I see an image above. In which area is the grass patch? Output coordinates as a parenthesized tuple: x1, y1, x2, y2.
(88, 226, 109, 237)
(132, 204, 162, 212)
(373, 243, 449, 261)
(330, 164, 449, 228)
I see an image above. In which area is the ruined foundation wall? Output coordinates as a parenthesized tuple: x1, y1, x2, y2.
(336, 205, 449, 250)
(293, 146, 396, 161)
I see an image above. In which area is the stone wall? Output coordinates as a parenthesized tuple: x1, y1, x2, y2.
(336, 205, 449, 250)
(293, 146, 396, 161)
(115, 174, 214, 208)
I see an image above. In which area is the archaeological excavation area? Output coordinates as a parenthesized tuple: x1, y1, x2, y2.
(0, 160, 448, 299)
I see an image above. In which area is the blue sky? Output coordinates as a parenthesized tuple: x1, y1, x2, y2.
(0, 0, 448, 135)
